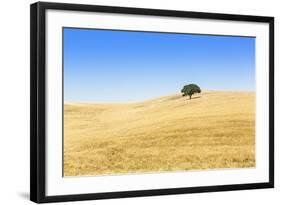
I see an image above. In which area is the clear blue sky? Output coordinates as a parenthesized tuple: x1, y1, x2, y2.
(64, 28, 255, 102)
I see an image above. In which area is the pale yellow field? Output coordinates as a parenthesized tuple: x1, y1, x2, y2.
(64, 91, 255, 176)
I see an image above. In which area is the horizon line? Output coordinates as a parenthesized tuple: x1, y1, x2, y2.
(64, 90, 255, 104)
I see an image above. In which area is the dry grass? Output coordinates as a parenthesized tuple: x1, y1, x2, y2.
(64, 91, 255, 176)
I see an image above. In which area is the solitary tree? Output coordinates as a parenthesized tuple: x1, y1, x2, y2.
(181, 84, 201, 99)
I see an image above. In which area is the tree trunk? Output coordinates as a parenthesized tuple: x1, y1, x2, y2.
(189, 95, 191, 99)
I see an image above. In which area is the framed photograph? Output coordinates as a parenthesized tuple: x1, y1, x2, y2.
(30, 2, 274, 203)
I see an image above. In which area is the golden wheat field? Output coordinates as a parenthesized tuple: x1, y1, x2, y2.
(64, 91, 255, 176)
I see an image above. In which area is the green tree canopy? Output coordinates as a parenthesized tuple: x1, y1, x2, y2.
(181, 84, 201, 99)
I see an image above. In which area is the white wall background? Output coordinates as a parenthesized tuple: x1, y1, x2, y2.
(0, 0, 279, 204)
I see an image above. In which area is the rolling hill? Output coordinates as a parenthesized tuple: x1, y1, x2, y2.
(64, 91, 255, 176)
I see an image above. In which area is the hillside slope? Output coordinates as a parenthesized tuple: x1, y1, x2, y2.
(64, 91, 255, 176)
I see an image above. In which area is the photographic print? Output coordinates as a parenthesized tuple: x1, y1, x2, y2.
(63, 28, 256, 177)
(31, 2, 274, 202)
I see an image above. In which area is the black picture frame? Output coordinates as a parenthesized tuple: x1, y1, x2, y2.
(30, 2, 274, 203)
